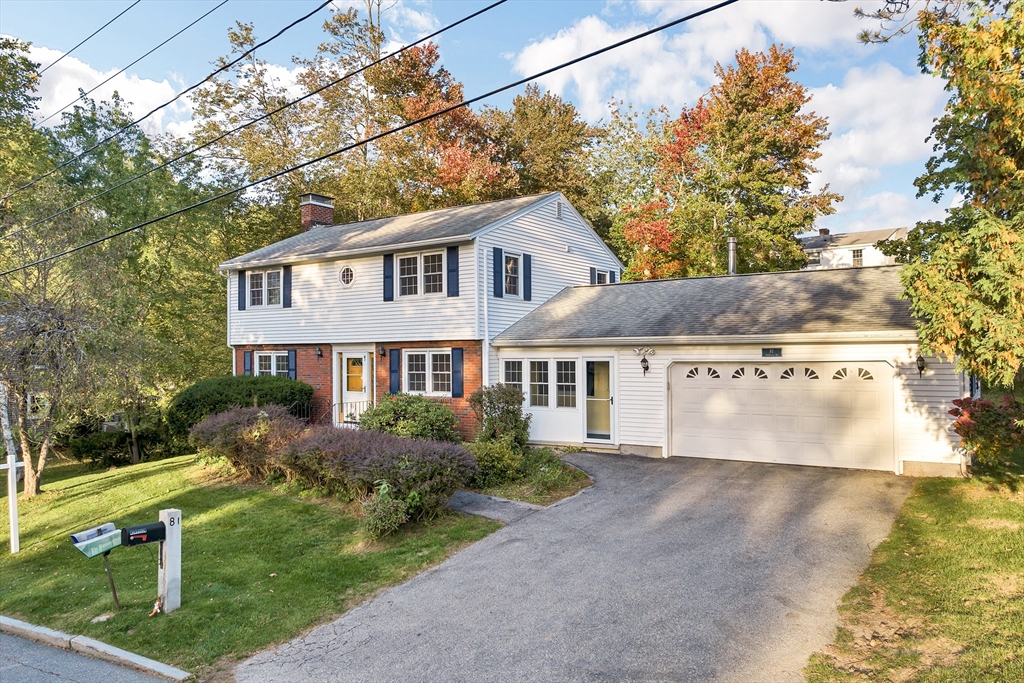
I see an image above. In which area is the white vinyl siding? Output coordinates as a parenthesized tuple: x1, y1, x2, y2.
(228, 245, 477, 345)
(478, 196, 622, 383)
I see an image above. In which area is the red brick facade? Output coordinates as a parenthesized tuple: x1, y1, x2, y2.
(234, 345, 333, 420)
(300, 202, 334, 231)
(375, 340, 483, 439)
(234, 340, 484, 438)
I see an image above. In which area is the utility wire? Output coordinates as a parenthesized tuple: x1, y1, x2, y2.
(3, 0, 332, 202)
(3, 0, 510, 240)
(36, 0, 231, 128)
(37, 0, 142, 76)
(1, 0, 740, 277)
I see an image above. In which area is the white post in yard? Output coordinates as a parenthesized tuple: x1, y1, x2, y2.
(158, 508, 181, 612)
(0, 382, 20, 554)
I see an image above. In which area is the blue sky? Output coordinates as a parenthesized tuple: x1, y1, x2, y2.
(0, 0, 953, 232)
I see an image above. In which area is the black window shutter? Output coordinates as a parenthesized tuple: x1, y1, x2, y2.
(451, 348, 464, 398)
(523, 254, 532, 302)
(492, 247, 503, 298)
(590, 267, 597, 285)
(609, 270, 617, 284)
(282, 265, 292, 308)
(287, 349, 297, 380)
(238, 270, 246, 310)
(389, 350, 400, 394)
(383, 254, 394, 301)
(447, 246, 460, 297)
(243, 350, 252, 376)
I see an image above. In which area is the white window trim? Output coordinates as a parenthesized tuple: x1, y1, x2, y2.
(503, 252, 522, 299)
(596, 271, 608, 285)
(503, 359, 525, 402)
(403, 348, 453, 397)
(339, 265, 356, 288)
(515, 357, 578, 410)
(397, 251, 446, 298)
(248, 268, 283, 308)
(254, 351, 290, 377)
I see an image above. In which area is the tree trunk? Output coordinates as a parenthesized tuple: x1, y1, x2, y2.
(128, 416, 141, 465)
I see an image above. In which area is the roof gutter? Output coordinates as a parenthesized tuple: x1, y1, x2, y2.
(217, 236, 475, 272)
(491, 330, 920, 348)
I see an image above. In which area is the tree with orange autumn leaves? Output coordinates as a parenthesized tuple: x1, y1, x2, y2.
(616, 46, 840, 279)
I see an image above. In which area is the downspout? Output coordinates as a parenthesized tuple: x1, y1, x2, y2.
(481, 246, 490, 387)
(221, 268, 234, 374)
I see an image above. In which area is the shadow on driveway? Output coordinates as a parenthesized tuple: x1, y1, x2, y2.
(236, 453, 913, 683)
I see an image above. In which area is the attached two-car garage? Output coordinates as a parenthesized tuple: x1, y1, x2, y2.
(669, 361, 894, 471)
(493, 266, 966, 476)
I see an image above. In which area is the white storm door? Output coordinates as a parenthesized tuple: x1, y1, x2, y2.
(341, 353, 370, 420)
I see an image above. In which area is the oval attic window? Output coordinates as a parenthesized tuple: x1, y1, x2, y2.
(340, 266, 355, 286)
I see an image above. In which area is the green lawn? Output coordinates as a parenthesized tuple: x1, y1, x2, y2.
(806, 468, 1024, 682)
(0, 456, 499, 676)
(473, 447, 591, 506)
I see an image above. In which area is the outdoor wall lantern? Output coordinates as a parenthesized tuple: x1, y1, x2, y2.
(378, 345, 387, 358)
(633, 347, 656, 376)
(315, 347, 323, 359)
(916, 354, 926, 378)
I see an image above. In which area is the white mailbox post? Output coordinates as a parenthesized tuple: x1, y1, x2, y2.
(158, 508, 181, 613)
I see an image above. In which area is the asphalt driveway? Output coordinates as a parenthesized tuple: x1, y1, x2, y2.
(235, 453, 913, 683)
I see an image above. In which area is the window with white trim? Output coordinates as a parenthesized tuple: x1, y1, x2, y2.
(504, 360, 523, 395)
(596, 271, 608, 284)
(398, 252, 444, 297)
(852, 248, 864, 267)
(556, 361, 577, 407)
(807, 251, 821, 265)
(530, 361, 549, 407)
(504, 254, 520, 297)
(404, 350, 452, 395)
(256, 352, 289, 377)
(248, 269, 282, 307)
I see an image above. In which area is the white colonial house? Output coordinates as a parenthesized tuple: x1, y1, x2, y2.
(221, 196, 968, 476)
(801, 227, 907, 270)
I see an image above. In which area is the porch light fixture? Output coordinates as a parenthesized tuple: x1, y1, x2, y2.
(633, 347, 655, 376)
(378, 345, 386, 358)
(315, 347, 323, 358)
(916, 354, 926, 378)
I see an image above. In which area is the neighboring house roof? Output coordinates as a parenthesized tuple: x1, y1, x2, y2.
(801, 227, 907, 251)
(220, 192, 558, 270)
(493, 266, 915, 345)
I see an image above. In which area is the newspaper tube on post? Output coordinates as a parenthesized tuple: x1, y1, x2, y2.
(158, 509, 181, 613)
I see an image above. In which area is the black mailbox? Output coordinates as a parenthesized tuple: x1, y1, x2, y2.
(121, 522, 166, 547)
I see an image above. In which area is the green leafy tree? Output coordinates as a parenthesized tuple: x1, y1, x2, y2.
(618, 46, 839, 279)
(866, 1, 1024, 387)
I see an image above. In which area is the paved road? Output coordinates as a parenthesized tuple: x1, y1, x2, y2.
(236, 454, 913, 683)
(0, 632, 165, 683)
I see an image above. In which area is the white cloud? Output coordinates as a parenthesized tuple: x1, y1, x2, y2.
(819, 189, 949, 233)
(391, 1, 440, 34)
(26, 42, 190, 137)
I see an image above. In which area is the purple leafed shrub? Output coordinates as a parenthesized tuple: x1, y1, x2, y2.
(190, 405, 305, 477)
(281, 426, 477, 519)
(949, 396, 1024, 466)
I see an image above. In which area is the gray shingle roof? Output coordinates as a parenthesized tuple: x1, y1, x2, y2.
(493, 266, 914, 344)
(801, 227, 907, 250)
(220, 193, 556, 269)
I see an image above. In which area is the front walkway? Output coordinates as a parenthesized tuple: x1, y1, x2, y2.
(236, 453, 913, 682)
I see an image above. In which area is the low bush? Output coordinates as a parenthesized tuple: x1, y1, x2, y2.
(67, 424, 180, 468)
(189, 405, 305, 477)
(469, 383, 531, 452)
(468, 436, 523, 487)
(275, 425, 477, 519)
(358, 393, 460, 443)
(166, 375, 314, 439)
(360, 480, 409, 538)
(949, 396, 1024, 467)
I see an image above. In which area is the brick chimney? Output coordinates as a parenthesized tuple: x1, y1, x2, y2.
(818, 228, 830, 236)
(300, 193, 334, 231)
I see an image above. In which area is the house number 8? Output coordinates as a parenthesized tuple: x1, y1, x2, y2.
(169, 517, 176, 527)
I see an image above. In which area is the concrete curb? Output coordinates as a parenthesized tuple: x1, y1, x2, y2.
(0, 615, 192, 681)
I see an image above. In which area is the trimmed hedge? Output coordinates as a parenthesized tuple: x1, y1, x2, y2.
(358, 393, 460, 443)
(167, 375, 314, 438)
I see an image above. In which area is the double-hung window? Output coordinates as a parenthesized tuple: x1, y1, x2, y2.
(249, 269, 282, 307)
(556, 361, 577, 407)
(530, 361, 549, 407)
(405, 350, 452, 395)
(256, 351, 289, 377)
(596, 272, 608, 285)
(504, 254, 520, 297)
(807, 251, 821, 266)
(398, 252, 444, 297)
(852, 249, 864, 267)
(504, 360, 523, 397)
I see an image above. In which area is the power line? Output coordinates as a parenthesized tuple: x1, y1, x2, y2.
(3, 0, 510, 240)
(3, 0, 332, 202)
(1, 0, 740, 277)
(36, 0, 231, 128)
(37, 0, 142, 76)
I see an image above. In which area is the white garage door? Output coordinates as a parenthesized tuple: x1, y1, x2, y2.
(669, 362, 894, 471)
